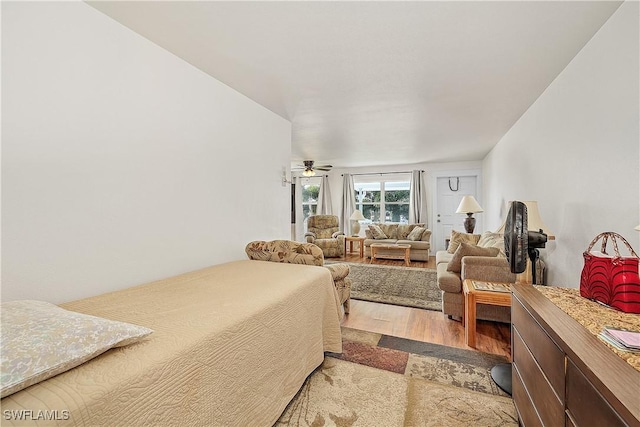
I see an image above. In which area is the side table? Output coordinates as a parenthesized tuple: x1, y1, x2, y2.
(462, 279, 512, 348)
(344, 236, 365, 258)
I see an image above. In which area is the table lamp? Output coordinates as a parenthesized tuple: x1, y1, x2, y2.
(350, 210, 366, 236)
(456, 196, 484, 233)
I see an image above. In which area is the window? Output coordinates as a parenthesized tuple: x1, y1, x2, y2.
(301, 177, 321, 222)
(354, 178, 410, 224)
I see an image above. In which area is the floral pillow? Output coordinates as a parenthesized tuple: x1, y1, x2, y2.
(447, 230, 481, 254)
(1, 300, 153, 398)
(407, 226, 426, 241)
(368, 224, 388, 239)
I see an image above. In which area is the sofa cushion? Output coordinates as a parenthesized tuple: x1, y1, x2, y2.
(378, 223, 398, 239)
(447, 230, 481, 254)
(407, 226, 426, 241)
(436, 251, 454, 265)
(364, 238, 397, 246)
(437, 263, 463, 293)
(368, 224, 388, 239)
(477, 231, 506, 256)
(397, 240, 430, 250)
(447, 242, 500, 273)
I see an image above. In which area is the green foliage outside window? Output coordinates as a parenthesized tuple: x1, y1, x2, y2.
(354, 181, 410, 224)
(302, 185, 320, 203)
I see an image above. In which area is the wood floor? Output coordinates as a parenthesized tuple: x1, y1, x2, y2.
(339, 252, 512, 358)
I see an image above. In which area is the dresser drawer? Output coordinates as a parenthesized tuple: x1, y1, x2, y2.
(566, 360, 626, 427)
(512, 295, 565, 399)
(512, 362, 543, 427)
(513, 327, 564, 427)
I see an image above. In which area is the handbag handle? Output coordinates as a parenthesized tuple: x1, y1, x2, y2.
(585, 232, 639, 258)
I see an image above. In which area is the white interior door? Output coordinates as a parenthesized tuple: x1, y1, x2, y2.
(435, 176, 480, 252)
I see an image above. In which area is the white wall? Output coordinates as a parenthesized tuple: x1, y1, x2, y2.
(483, 1, 639, 288)
(2, 2, 291, 303)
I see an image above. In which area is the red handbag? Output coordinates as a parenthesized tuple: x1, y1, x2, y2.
(580, 232, 640, 313)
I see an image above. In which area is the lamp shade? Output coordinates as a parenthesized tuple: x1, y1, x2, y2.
(496, 201, 555, 239)
(350, 210, 365, 221)
(456, 196, 484, 214)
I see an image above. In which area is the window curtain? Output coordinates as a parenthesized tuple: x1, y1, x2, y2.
(409, 170, 428, 224)
(341, 173, 357, 235)
(294, 176, 305, 241)
(316, 175, 333, 215)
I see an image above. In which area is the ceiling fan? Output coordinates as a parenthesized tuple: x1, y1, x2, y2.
(292, 160, 333, 177)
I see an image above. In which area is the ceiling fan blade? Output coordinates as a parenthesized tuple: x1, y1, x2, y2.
(315, 167, 332, 171)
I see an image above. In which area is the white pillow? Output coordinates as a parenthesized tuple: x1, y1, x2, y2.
(1, 300, 153, 398)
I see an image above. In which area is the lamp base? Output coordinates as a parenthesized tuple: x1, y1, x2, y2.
(352, 220, 361, 236)
(463, 214, 476, 234)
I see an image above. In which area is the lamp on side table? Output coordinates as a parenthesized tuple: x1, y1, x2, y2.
(350, 210, 365, 236)
(456, 196, 484, 234)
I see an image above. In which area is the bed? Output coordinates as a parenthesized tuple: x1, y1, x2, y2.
(0, 260, 343, 426)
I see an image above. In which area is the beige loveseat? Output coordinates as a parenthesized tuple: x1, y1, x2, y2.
(363, 223, 432, 261)
(436, 231, 516, 323)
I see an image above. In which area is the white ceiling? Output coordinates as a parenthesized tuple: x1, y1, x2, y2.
(88, 1, 622, 169)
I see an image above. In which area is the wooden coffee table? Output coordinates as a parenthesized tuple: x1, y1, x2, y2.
(369, 243, 411, 266)
(462, 279, 513, 348)
(344, 236, 365, 258)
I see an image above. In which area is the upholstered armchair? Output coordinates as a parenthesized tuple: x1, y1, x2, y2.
(305, 215, 345, 258)
(245, 240, 351, 314)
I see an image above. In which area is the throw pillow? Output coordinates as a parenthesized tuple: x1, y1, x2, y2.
(0, 300, 153, 398)
(368, 224, 388, 239)
(446, 242, 500, 273)
(407, 226, 426, 241)
(477, 231, 506, 256)
(447, 230, 481, 254)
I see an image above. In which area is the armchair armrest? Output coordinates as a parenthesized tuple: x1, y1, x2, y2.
(462, 256, 516, 283)
(332, 231, 345, 238)
(304, 231, 317, 243)
(324, 263, 350, 282)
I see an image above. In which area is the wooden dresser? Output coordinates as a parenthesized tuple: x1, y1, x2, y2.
(511, 284, 640, 427)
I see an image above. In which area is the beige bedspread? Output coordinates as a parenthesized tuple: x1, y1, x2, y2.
(1, 260, 343, 426)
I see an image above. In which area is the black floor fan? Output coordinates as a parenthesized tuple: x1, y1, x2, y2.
(490, 201, 548, 395)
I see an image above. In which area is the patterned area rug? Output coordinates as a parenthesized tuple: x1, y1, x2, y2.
(327, 262, 441, 311)
(276, 327, 516, 426)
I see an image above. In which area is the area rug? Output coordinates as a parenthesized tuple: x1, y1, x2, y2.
(275, 328, 517, 426)
(332, 327, 510, 396)
(328, 262, 441, 311)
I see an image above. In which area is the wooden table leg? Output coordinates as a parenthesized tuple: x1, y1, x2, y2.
(349, 240, 354, 254)
(404, 248, 410, 266)
(370, 246, 375, 264)
(465, 292, 477, 348)
(359, 241, 364, 258)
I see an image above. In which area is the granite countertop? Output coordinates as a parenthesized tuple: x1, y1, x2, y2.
(535, 286, 640, 372)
